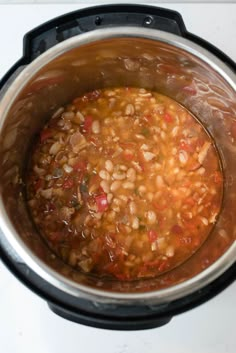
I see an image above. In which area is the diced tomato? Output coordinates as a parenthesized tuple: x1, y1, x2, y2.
(95, 194, 108, 212)
(40, 129, 53, 142)
(184, 197, 195, 206)
(180, 140, 194, 152)
(63, 178, 74, 189)
(73, 160, 87, 172)
(34, 179, 43, 192)
(171, 224, 183, 235)
(148, 230, 158, 242)
(152, 201, 167, 211)
(123, 149, 134, 161)
(158, 260, 169, 272)
(83, 115, 93, 133)
(143, 114, 153, 124)
(164, 113, 173, 123)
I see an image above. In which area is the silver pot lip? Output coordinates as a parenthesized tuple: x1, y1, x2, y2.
(0, 26, 236, 304)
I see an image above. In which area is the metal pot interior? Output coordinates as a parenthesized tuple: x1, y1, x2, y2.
(0, 28, 236, 302)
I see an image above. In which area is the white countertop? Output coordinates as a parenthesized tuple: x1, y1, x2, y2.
(0, 3, 236, 353)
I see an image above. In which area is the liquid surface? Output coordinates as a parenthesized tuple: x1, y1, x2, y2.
(26, 88, 223, 280)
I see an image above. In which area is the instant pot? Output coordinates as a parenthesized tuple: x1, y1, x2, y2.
(0, 4, 236, 330)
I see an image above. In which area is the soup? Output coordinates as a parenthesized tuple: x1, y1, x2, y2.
(26, 87, 223, 280)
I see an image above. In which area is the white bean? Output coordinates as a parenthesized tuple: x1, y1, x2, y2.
(129, 201, 137, 215)
(123, 181, 135, 189)
(201, 217, 209, 226)
(119, 195, 128, 203)
(110, 180, 121, 192)
(156, 175, 164, 188)
(105, 160, 114, 173)
(166, 245, 175, 258)
(147, 192, 154, 201)
(143, 151, 155, 161)
(125, 103, 135, 115)
(138, 185, 146, 195)
(127, 168, 136, 182)
(49, 142, 62, 155)
(91, 120, 100, 134)
(146, 210, 157, 225)
(131, 217, 139, 230)
(107, 193, 113, 203)
(112, 172, 126, 180)
(99, 170, 110, 180)
(100, 180, 110, 193)
(179, 150, 189, 164)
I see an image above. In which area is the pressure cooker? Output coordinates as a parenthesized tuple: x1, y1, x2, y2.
(0, 4, 235, 330)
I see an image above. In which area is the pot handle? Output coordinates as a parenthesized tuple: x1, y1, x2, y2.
(48, 302, 172, 330)
(23, 4, 187, 61)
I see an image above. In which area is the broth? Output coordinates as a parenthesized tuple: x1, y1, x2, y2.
(26, 87, 223, 281)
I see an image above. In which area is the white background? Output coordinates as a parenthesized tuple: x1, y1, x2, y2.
(0, 3, 236, 353)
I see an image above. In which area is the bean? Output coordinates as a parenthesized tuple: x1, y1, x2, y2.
(173, 167, 180, 174)
(135, 134, 145, 140)
(156, 175, 164, 188)
(110, 180, 121, 192)
(107, 193, 113, 203)
(112, 172, 126, 180)
(94, 212, 103, 220)
(166, 245, 175, 258)
(100, 180, 110, 193)
(140, 144, 148, 151)
(111, 204, 120, 213)
(125, 226, 132, 233)
(113, 198, 122, 206)
(147, 192, 154, 201)
(146, 210, 157, 225)
(198, 205, 204, 213)
(99, 169, 110, 180)
(157, 238, 166, 250)
(143, 151, 155, 161)
(119, 195, 128, 203)
(107, 211, 116, 221)
(123, 181, 135, 189)
(197, 167, 206, 175)
(120, 165, 128, 171)
(63, 164, 73, 173)
(92, 120, 100, 134)
(161, 131, 166, 140)
(179, 150, 188, 164)
(52, 107, 64, 119)
(127, 168, 136, 182)
(171, 126, 179, 137)
(40, 188, 52, 199)
(62, 111, 75, 120)
(49, 142, 62, 155)
(129, 201, 137, 215)
(125, 103, 135, 115)
(201, 217, 209, 226)
(75, 111, 85, 123)
(131, 217, 139, 229)
(138, 185, 146, 195)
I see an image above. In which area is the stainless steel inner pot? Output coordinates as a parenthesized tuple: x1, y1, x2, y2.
(0, 27, 236, 305)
